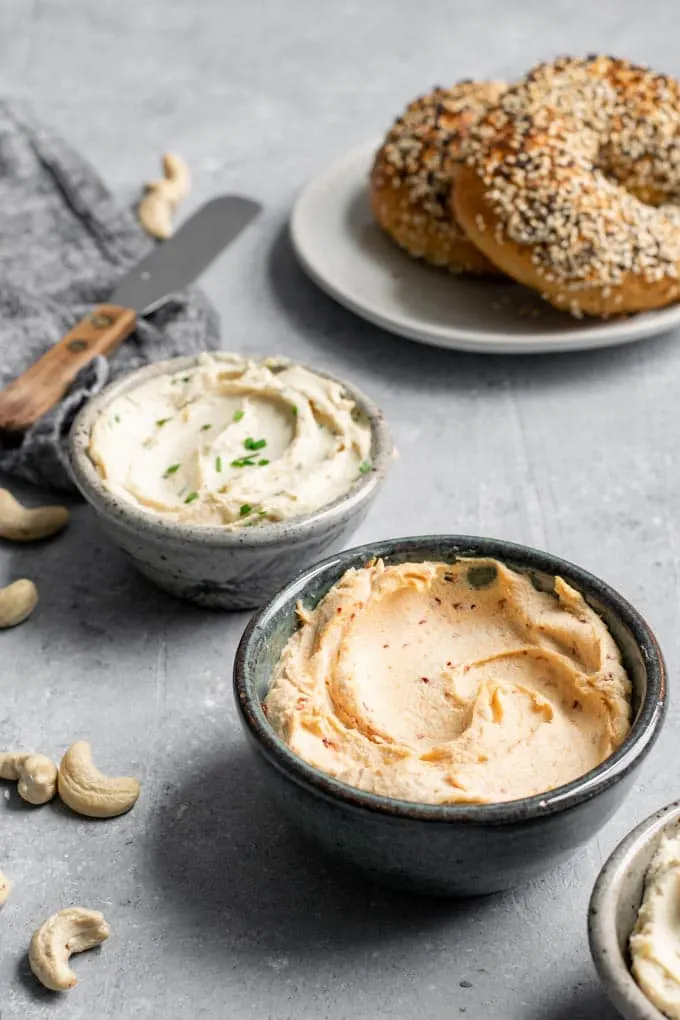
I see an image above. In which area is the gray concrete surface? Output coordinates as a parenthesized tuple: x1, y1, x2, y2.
(1, 1, 679, 1017)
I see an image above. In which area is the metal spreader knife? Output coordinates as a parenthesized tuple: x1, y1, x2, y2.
(0, 195, 261, 431)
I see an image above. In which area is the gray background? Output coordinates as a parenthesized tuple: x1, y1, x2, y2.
(0, 1, 678, 1017)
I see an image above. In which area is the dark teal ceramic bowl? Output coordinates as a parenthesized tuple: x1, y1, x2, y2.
(233, 536, 666, 896)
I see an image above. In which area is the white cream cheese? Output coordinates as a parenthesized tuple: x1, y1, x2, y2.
(88, 354, 373, 528)
(630, 825, 680, 1019)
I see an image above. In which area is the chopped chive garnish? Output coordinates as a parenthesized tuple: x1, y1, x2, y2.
(358, 460, 372, 474)
(258, 509, 267, 516)
(239, 504, 253, 517)
(184, 492, 199, 504)
(182, 375, 191, 383)
(164, 464, 181, 477)
(258, 458, 269, 466)
(113, 414, 121, 424)
(244, 437, 267, 451)
(215, 456, 222, 472)
(291, 405, 298, 416)
(231, 456, 256, 468)
(200, 423, 212, 431)
(156, 417, 171, 427)
(233, 409, 245, 423)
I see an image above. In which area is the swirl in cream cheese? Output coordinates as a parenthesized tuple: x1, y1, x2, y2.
(264, 558, 631, 805)
(88, 354, 373, 528)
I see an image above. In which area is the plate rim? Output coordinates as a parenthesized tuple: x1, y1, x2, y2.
(290, 139, 680, 355)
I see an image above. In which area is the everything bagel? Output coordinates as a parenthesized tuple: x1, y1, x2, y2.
(370, 81, 505, 274)
(454, 56, 680, 316)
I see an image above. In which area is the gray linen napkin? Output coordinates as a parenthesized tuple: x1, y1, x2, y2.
(0, 100, 220, 492)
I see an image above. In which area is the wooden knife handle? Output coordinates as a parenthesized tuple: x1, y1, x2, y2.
(0, 304, 137, 431)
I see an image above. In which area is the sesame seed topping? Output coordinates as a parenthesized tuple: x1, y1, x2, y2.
(372, 81, 505, 263)
(466, 56, 680, 296)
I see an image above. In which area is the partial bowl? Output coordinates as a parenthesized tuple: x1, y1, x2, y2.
(69, 354, 392, 610)
(234, 535, 666, 896)
(589, 801, 680, 1020)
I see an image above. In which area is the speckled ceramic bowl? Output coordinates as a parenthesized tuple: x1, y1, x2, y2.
(589, 801, 680, 1020)
(234, 535, 666, 896)
(69, 354, 392, 610)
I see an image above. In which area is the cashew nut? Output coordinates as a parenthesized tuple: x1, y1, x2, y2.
(0, 870, 11, 905)
(0, 752, 57, 804)
(0, 579, 38, 628)
(29, 907, 110, 991)
(138, 152, 190, 240)
(0, 489, 69, 542)
(57, 741, 140, 818)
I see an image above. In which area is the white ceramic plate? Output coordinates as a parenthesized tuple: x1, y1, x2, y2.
(290, 140, 680, 355)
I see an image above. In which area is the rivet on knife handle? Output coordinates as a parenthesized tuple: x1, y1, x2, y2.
(0, 304, 137, 432)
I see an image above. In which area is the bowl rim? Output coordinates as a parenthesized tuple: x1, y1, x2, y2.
(68, 352, 392, 547)
(588, 800, 680, 1020)
(234, 533, 667, 824)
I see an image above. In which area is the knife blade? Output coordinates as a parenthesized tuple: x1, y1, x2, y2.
(0, 195, 261, 432)
(113, 195, 261, 314)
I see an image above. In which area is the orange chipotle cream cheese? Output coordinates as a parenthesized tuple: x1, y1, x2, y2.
(264, 558, 631, 805)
